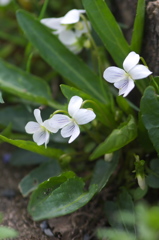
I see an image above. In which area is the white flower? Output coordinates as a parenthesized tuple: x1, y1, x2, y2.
(40, 9, 90, 54)
(25, 109, 58, 147)
(47, 96, 96, 143)
(0, 0, 11, 6)
(103, 51, 152, 97)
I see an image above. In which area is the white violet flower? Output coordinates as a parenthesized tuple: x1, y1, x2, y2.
(25, 109, 58, 147)
(103, 51, 152, 97)
(0, 0, 11, 6)
(47, 96, 96, 143)
(41, 9, 90, 54)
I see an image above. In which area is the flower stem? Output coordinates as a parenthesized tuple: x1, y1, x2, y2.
(50, 110, 68, 118)
(140, 57, 159, 92)
(25, 0, 49, 72)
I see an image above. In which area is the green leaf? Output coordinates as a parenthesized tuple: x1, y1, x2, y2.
(82, 0, 130, 67)
(0, 91, 4, 103)
(16, 10, 111, 104)
(90, 152, 119, 192)
(0, 135, 64, 158)
(140, 86, 159, 153)
(146, 158, 159, 189)
(131, 0, 145, 53)
(10, 149, 51, 166)
(0, 59, 59, 107)
(0, 227, 18, 239)
(28, 172, 97, 220)
(91, 115, 137, 160)
(60, 84, 115, 128)
(19, 159, 61, 196)
(97, 228, 135, 240)
(117, 189, 136, 236)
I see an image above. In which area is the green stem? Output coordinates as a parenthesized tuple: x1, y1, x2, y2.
(25, 0, 49, 72)
(38, 0, 50, 20)
(50, 109, 68, 118)
(140, 56, 159, 93)
(82, 125, 100, 144)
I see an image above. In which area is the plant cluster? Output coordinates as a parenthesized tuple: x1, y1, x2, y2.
(1, 0, 159, 239)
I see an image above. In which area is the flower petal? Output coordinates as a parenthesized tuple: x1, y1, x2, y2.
(40, 17, 65, 34)
(34, 109, 43, 125)
(103, 67, 127, 83)
(129, 64, 152, 80)
(68, 96, 83, 117)
(123, 51, 139, 72)
(33, 128, 50, 147)
(61, 9, 85, 24)
(25, 121, 40, 134)
(114, 78, 135, 97)
(59, 30, 77, 45)
(0, 0, 11, 6)
(74, 109, 96, 125)
(61, 122, 80, 143)
(43, 119, 59, 133)
(49, 114, 71, 129)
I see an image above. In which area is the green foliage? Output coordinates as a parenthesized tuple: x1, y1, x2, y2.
(91, 115, 137, 159)
(19, 159, 61, 196)
(28, 172, 97, 220)
(82, 0, 130, 67)
(1, 0, 159, 232)
(0, 213, 18, 239)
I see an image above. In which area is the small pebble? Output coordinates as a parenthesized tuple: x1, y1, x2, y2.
(44, 228, 54, 237)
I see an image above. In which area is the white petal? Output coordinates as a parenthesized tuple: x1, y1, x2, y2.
(49, 114, 71, 129)
(129, 64, 152, 80)
(0, 0, 11, 5)
(123, 51, 139, 72)
(68, 96, 83, 117)
(43, 119, 59, 133)
(74, 109, 96, 125)
(34, 109, 43, 125)
(114, 78, 135, 97)
(59, 30, 77, 45)
(61, 9, 85, 24)
(25, 121, 40, 134)
(61, 122, 80, 143)
(66, 43, 82, 54)
(40, 17, 65, 34)
(103, 67, 127, 83)
(33, 128, 49, 146)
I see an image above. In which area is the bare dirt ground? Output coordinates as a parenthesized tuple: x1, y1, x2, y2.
(0, 144, 105, 240)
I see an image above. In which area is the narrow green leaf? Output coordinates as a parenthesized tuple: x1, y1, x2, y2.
(146, 158, 159, 189)
(60, 84, 116, 127)
(0, 227, 18, 239)
(140, 86, 159, 153)
(0, 91, 4, 103)
(16, 10, 111, 104)
(82, 0, 130, 67)
(0, 135, 64, 158)
(19, 159, 61, 196)
(90, 152, 119, 192)
(131, 0, 145, 53)
(28, 173, 97, 220)
(91, 115, 137, 159)
(0, 59, 60, 108)
(117, 189, 136, 237)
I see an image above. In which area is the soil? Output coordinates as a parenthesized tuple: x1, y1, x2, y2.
(0, 144, 105, 240)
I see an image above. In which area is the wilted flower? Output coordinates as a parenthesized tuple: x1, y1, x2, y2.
(41, 9, 90, 54)
(25, 109, 58, 147)
(47, 96, 96, 143)
(0, 0, 11, 6)
(103, 51, 152, 97)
